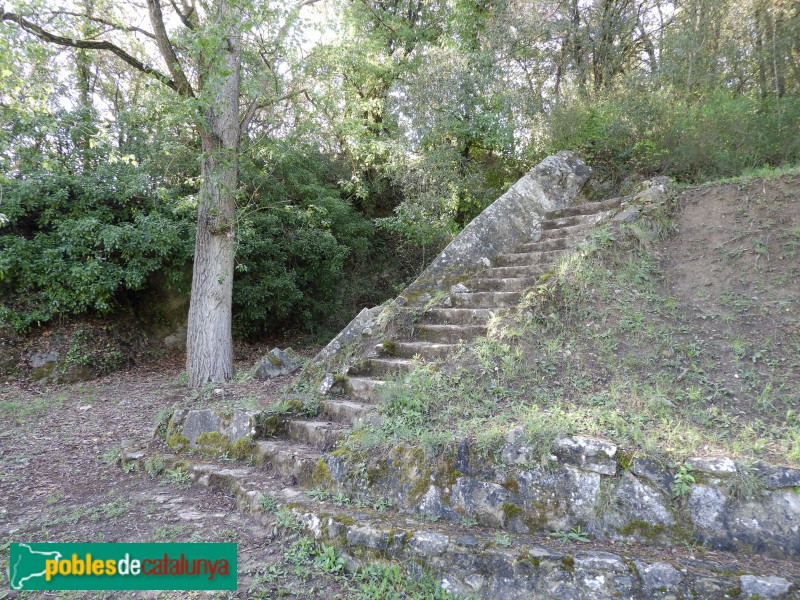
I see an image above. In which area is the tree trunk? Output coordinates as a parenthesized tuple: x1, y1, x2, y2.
(186, 1, 241, 387)
(755, 1, 768, 99)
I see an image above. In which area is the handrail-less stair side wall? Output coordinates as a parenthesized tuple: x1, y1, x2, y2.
(311, 151, 593, 368)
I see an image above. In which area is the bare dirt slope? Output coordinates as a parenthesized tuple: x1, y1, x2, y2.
(660, 176, 800, 444)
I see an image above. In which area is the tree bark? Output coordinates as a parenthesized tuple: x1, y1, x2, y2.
(186, 0, 241, 387)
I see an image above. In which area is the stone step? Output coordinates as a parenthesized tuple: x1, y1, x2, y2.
(420, 308, 496, 326)
(355, 357, 416, 378)
(514, 236, 583, 253)
(254, 440, 322, 486)
(451, 291, 521, 309)
(467, 276, 535, 293)
(538, 220, 599, 240)
(345, 377, 386, 402)
(493, 249, 569, 268)
(285, 419, 347, 451)
(322, 398, 376, 427)
(546, 197, 623, 220)
(122, 454, 799, 600)
(481, 264, 547, 279)
(418, 324, 487, 344)
(381, 341, 456, 360)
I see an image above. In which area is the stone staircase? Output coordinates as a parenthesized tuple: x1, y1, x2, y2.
(341, 196, 623, 409)
(246, 195, 621, 490)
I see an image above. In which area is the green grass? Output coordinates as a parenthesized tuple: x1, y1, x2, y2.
(676, 163, 800, 189)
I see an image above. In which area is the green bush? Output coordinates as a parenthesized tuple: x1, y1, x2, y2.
(0, 164, 194, 331)
(0, 112, 425, 339)
(234, 147, 377, 337)
(546, 87, 800, 182)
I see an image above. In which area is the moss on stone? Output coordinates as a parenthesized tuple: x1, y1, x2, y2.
(517, 548, 541, 568)
(143, 454, 167, 478)
(192, 431, 256, 461)
(431, 452, 461, 489)
(503, 503, 525, 522)
(618, 519, 667, 540)
(561, 556, 575, 571)
(312, 458, 334, 489)
(195, 431, 229, 456)
(333, 514, 355, 527)
(503, 478, 520, 494)
(258, 414, 283, 437)
(153, 410, 174, 439)
(229, 437, 256, 461)
(617, 450, 634, 471)
(165, 431, 190, 452)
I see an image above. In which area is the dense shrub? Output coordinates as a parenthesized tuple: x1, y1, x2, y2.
(234, 147, 376, 338)
(0, 164, 194, 332)
(546, 88, 800, 182)
(0, 113, 428, 340)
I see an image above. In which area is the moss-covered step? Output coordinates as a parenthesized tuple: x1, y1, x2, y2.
(538, 221, 600, 240)
(417, 324, 488, 344)
(318, 430, 800, 561)
(376, 341, 455, 360)
(352, 358, 417, 378)
(285, 419, 348, 451)
(345, 377, 386, 402)
(467, 276, 539, 292)
(321, 398, 376, 426)
(493, 249, 570, 268)
(515, 236, 585, 253)
(450, 292, 522, 309)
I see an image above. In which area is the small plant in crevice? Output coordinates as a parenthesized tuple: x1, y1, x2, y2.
(493, 532, 513, 548)
(724, 465, 765, 502)
(163, 466, 192, 489)
(259, 493, 279, 513)
(101, 447, 121, 465)
(144, 455, 167, 478)
(549, 525, 591, 543)
(273, 505, 303, 536)
(314, 543, 346, 574)
(305, 489, 333, 502)
(672, 464, 695, 498)
(459, 516, 479, 527)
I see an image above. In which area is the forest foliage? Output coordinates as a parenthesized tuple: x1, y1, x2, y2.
(1, 0, 798, 337)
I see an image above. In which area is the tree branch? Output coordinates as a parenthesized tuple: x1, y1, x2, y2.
(274, 0, 323, 48)
(1, 8, 182, 94)
(240, 88, 307, 134)
(168, 0, 196, 30)
(145, 0, 194, 96)
(46, 10, 157, 39)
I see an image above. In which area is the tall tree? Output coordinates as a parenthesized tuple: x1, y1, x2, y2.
(1, 0, 311, 386)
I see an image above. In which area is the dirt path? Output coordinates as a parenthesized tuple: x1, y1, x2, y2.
(0, 360, 356, 599)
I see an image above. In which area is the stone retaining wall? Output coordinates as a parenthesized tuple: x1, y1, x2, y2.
(164, 407, 800, 560)
(323, 428, 800, 559)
